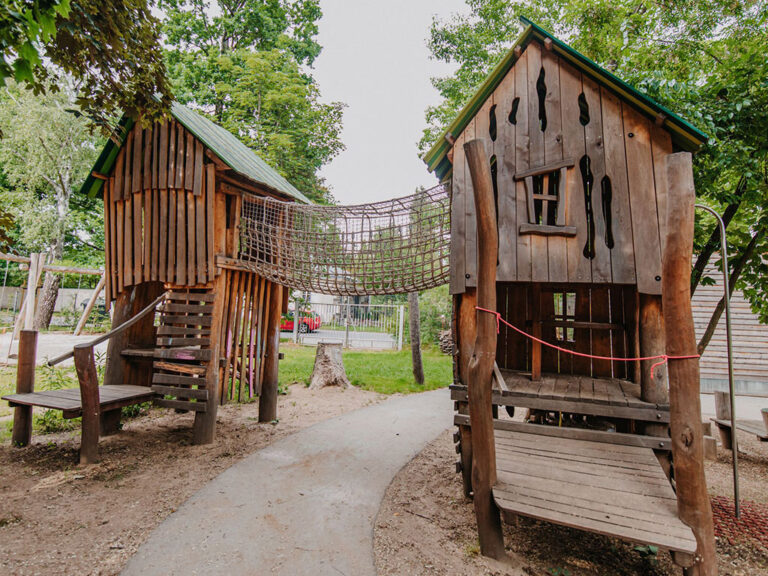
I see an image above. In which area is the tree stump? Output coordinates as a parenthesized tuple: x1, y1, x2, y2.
(309, 343, 351, 390)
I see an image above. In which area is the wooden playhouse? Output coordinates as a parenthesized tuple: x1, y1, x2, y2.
(5, 102, 307, 459)
(424, 19, 717, 573)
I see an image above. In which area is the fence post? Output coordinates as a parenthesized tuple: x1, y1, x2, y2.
(397, 305, 405, 351)
(344, 298, 351, 349)
(11, 329, 37, 446)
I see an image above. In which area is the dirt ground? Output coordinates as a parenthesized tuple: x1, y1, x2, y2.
(0, 384, 383, 576)
(374, 428, 768, 576)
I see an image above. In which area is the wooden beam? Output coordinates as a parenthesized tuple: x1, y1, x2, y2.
(662, 152, 717, 575)
(74, 344, 100, 464)
(259, 283, 283, 422)
(73, 274, 106, 336)
(11, 330, 37, 447)
(463, 138, 505, 560)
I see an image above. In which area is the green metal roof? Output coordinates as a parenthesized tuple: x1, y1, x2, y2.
(423, 17, 709, 180)
(81, 101, 310, 203)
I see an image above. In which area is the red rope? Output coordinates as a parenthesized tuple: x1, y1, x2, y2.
(475, 306, 699, 378)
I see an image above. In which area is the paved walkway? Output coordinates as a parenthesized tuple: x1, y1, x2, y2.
(122, 388, 453, 576)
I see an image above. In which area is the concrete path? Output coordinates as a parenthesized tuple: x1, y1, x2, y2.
(122, 388, 453, 576)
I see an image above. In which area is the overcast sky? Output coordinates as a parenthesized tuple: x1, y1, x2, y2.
(312, 0, 468, 204)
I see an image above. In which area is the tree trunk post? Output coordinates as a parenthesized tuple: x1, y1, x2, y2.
(457, 289, 477, 498)
(74, 344, 100, 465)
(464, 138, 505, 559)
(11, 330, 38, 447)
(639, 294, 668, 440)
(21, 253, 42, 332)
(408, 292, 425, 385)
(259, 283, 283, 423)
(663, 152, 717, 575)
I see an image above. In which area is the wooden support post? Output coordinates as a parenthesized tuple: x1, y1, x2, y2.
(531, 284, 542, 381)
(714, 391, 732, 450)
(464, 138, 505, 560)
(23, 253, 42, 330)
(663, 152, 717, 575)
(193, 277, 227, 444)
(74, 274, 106, 336)
(11, 330, 37, 446)
(74, 344, 100, 465)
(259, 283, 283, 423)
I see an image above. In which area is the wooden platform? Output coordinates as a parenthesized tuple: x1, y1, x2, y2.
(712, 418, 768, 441)
(451, 370, 669, 423)
(3, 385, 155, 419)
(493, 428, 697, 555)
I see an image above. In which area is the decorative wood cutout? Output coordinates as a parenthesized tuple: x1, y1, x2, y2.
(514, 159, 576, 236)
(509, 97, 520, 125)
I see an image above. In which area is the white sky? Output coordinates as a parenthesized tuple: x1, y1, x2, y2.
(312, 0, 468, 204)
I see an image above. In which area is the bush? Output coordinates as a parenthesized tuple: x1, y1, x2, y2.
(418, 285, 451, 346)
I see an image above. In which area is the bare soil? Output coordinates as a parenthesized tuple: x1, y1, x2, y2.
(374, 429, 768, 576)
(0, 384, 382, 576)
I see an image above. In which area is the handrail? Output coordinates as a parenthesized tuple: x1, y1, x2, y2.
(47, 291, 168, 366)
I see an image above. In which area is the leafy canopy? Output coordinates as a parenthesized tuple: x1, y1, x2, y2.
(161, 0, 343, 203)
(1, 0, 172, 132)
(424, 0, 768, 320)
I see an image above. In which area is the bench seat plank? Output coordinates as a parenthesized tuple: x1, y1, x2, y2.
(3, 385, 155, 418)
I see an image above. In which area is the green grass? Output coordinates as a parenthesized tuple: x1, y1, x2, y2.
(278, 344, 452, 394)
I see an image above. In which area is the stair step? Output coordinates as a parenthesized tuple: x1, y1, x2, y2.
(153, 361, 206, 376)
(123, 348, 211, 362)
(152, 384, 208, 401)
(167, 291, 216, 303)
(157, 337, 211, 347)
(161, 303, 213, 315)
(157, 325, 211, 337)
(159, 314, 213, 327)
(154, 398, 207, 412)
(153, 373, 206, 387)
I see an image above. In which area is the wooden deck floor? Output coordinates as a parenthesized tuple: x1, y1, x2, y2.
(3, 385, 155, 419)
(493, 428, 696, 554)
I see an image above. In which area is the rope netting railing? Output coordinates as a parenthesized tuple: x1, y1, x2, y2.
(238, 184, 450, 295)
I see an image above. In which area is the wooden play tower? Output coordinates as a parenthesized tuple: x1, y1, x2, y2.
(424, 19, 717, 574)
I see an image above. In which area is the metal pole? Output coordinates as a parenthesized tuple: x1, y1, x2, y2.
(695, 204, 738, 517)
(397, 305, 405, 351)
(292, 296, 298, 344)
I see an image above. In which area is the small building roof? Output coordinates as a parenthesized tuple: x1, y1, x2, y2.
(423, 17, 709, 180)
(81, 101, 310, 203)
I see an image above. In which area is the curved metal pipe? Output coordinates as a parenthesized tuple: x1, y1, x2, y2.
(694, 204, 738, 517)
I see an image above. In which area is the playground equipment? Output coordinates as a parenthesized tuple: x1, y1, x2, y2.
(424, 19, 717, 574)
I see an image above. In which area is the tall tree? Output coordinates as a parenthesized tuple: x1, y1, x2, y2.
(423, 0, 768, 334)
(1, 0, 172, 131)
(0, 82, 103, 327)
(161, 0, 344, 203)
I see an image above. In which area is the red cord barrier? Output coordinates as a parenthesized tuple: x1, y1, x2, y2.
(475, 306, 699, 378)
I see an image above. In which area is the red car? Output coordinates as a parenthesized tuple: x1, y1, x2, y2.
(280, 311, 322, 333)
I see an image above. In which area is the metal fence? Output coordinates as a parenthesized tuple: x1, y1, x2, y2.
(283, 300, 406, 350)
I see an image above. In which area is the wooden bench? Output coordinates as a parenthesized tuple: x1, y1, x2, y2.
(710, 390, 768, 448)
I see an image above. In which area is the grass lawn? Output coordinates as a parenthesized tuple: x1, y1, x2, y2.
(278, 344, 452, 394)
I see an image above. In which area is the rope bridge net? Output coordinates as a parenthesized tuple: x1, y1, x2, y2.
(238, 184, 450, 295)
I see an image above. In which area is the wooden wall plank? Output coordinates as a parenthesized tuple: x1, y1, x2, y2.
(601, 88, 636, 285)
(124, 192, 134, 287)
(515, 48, 532, 282)
(176, 188, 187, 284)
(159, 122, 169, 189)
(583, 76, 611, 283)
(193, 141, 204, 196)
(196, 185, 207, 284)
(185, 131, 195, 191)
(450, 131, 467, 294)
(496, 62, 517, 282)
(623, 104, 662, 295)
(176, 125, 186, 189)
(152, 123, 160, 190)
(591, 286, 613, 377)
(527, 42, 548, 283)
(186, 191, 196, 283)
(167, 189, 177, 282)
(115, 193, 124, 294)
(123, 131, 133, 199)
(132, 125, 142, 193)
(151, 188, 159, 281)
(572, 286, 591, 375)
(559, 62, 590, 284)
(159, 189, 168, 282)
(650, 125, 673, 258)
(143, 127, 152, 190)
(206, 166, 216, 277)
(103, 180, 112, 303)
(143, 190, 152, 283)
(168, 122, 177, 189)
(133, 191, 142, 281)
(542, 50, 567, 283)
(114, 147, 124, 201)
(463, 118, 478, 287)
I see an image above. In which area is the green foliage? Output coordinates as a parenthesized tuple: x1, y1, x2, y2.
(160, 0, 344, 203)
(278, 344, 451, 393)
(1, 0, 171, 132)
(0, 82, 104, 262)
(418, 285, 451, 346)
(424, 0, 768, 320)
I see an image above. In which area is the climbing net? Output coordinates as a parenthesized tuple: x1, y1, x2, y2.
(238, 184, 450, 295)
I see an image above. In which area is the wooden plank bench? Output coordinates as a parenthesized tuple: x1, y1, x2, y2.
(493, 428, 697, 562)
(3, 385, 155, 420)
(711, 390, 768, 448)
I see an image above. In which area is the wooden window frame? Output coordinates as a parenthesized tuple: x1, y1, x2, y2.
(514, 158, 577, 236)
